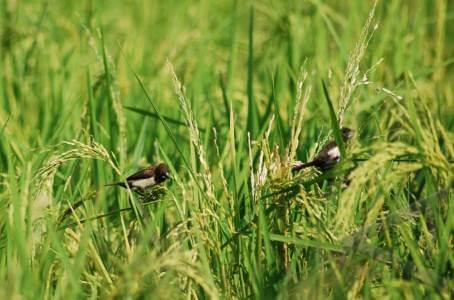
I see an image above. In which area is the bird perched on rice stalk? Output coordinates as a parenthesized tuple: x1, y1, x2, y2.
(293, 127, 354, 172)
(105, 163, 172, 195)
(59, 163, 172, 226)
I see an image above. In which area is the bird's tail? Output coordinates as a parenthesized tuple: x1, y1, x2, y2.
(104, 182, 127, 188)
(292, 161, 316, 171)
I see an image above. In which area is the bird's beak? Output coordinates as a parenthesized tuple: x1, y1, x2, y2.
(165, 172, 172, 180)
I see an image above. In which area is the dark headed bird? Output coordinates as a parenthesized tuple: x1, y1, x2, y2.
(106, 163, 171, 191)
(293, 127, 354, 172)
(60, 163, 171, 223)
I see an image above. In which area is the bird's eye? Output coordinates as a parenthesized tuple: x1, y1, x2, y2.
(160, 172, 170, 181)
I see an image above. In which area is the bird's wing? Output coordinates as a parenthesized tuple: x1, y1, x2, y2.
(314, 140, 339, 162)
(126, 166, 156, 181)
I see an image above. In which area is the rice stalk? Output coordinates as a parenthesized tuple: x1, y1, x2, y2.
(248, 117, 274, 206)
(101, 45, 128, 170)
(35, 139, 121, 189)
(166, 60, 216, 203)
(335, 142, 420, 230)
(337, 0, 379, 125)
(286, 66, 311, 165)
(109, 244, 219, 299)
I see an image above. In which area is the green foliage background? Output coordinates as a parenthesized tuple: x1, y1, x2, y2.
(0, 0, 452, 298)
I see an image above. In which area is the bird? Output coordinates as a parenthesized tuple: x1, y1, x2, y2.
(105, 163, 172, 191)
(59, 163, 171, 223)
(292, 127, 353, 172)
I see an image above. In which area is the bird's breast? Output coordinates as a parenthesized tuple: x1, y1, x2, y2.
(327, 146, 340, 161)
(130, 177, 156, 189)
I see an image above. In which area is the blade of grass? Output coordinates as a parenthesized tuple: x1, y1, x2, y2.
(271, 70, 285, 149)
(124, 106, 206, 132)
(258, 198, 274, 269)
(86, 67, 105, 187)
(226, 0, 238, 88)
(132, 117, 148, 163)
(268, 233, 346, 253)
(0, 114, 10, 136)
(246, 5, 258, 135)
(321, 79, 346, 158)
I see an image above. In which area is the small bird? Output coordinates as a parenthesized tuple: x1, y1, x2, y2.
(59, 163, 171, 223)
(293, 127, 353, 172)
(105, 163, 172, 191)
